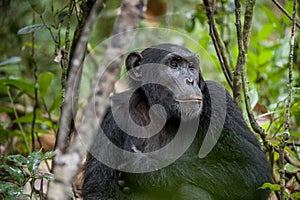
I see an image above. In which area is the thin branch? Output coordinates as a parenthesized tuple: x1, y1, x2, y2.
(242, 0, 255, 54)
(203, 0, 233, 89)
(48, 1, 106, 198)
(47, 0, 146, 199)
(242, 66, 270, 147)
(279, 0, 297, 198)
(31, 11, 39, 152)
(286, 142, 300, 147)
(63, 0, 74, 70)
(57, 22, 62, 56)
(233, 0, 244, 108)
(40, 15, 57, 47)
(41, 97, 57, 133)
(61, 0, 75, 95)
(54, 0, 103, 153)
(238, 0, 268, 136)
(73, 0, 81, 23)
(233, 0, 272, 161)
(274, 147, 300, 168)
(7, 88, 30, 152)
(272, 0, 300, 29)
(74, 0, 148, 155)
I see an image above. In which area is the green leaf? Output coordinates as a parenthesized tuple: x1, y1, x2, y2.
(0, 106, 13, 113)
(261, 6, 281, 33)
(291, 101, 300, 126)
(50, 94, 61, 112)
(33, 128, 49, 134)
(284, 191, 289, 199)
(12, 109, 51, 125)
(273, 151, 279, 162)
(12, 112, 36, 124)
(290, 131, 300, 138)
(0, 165, 25, 183)
(284, 163, 299, 173)
(0, 78, 34, 94)
(291, 192, 300, 199)
(259, 182, 280, 191)
(38, 72, 54, 96)
(0, 129, 23, 140)
(17, 24, 48, 35)
(41, 151, 55, 160)
(26, 151, 42, 174)
(248, 89, 258, 110)
(258, 24, 274, 40)
(58, 10, 69, 22)
(6, 154, 27, 166)
(0, 181, 24, 198)
(185, 17, 195, 33)
(33, 172, 54, 180)
(0, 57, 22, 67)
(0, 83, 8, 94)
(0, 121, 10, 129)
(257, 50, 273, 67)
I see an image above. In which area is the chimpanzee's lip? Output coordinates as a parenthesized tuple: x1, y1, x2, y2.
(174, 95, 203, 103)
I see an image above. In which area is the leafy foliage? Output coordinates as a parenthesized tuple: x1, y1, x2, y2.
(0, 151, 55, 199)
(0, 0, 299, 199)
(187, 1, 300, 198)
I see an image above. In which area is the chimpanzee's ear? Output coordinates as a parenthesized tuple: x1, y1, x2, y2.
(198, 72, 206, 91)
(125, 52, 143, 81)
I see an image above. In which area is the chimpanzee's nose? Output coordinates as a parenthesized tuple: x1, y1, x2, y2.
(186, 77, 194, 86)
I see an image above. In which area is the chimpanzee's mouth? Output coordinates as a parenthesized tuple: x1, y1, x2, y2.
(174, 95, 203, 103)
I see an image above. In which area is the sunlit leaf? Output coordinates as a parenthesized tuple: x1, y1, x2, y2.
(290, 131, 300, 138)
(257, 50, 273, 67)
(291, 192, 300, 199)
(291, 101, 300, 126)
(261, 6, 281, 33)
(249, 89, 258, 110)
(42, 151, 55, 160)
(258, 24, 274, 40)
(26, 151, 42, 174)
(284, 163, 299, 173)
(259, 182, 280, 191)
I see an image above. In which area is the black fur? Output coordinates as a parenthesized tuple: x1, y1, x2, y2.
(82, 44, 272, 200)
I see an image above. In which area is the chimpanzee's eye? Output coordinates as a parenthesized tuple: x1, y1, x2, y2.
(188, 62, 194, 71)
(170, 56, 182, 69)
(170, 60, 178, 69)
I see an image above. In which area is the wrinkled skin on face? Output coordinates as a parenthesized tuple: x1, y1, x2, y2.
(126, 44, 204, 121)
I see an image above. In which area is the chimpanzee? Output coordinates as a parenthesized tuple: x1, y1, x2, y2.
(82, 44, 272, 200)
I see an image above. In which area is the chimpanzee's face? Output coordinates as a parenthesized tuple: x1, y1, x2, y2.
(126, 44, 204, 121)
